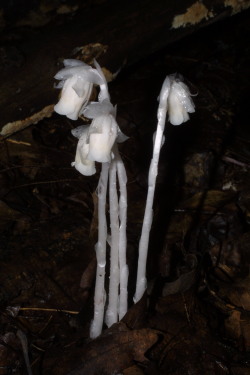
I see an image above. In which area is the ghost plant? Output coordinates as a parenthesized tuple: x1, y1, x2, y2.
(54, 59, 102, 120)
(54, 57, 195, 338)
(54, 58, 128, 339)
(134, 74, 195, 303)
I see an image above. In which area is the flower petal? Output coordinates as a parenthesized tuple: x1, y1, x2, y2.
(54, 81, 65, 89)
(83, 99, 114, 119)
(72, 78, 93, 99)
(72, 129, 96, 176)
(54, 76, 87, 120)
(168, 88, 189, 125)
(55, 65, 103, 86)
(71, 125, 89, 139)
(87, 114, 118, 162)
(172, 81, 195, 113)
(117, 127, 129, 143)
(63, 59, 87, 67)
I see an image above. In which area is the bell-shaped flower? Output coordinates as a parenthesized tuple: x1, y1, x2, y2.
(167, 77, 195, 126)
(87, 113, 118, 163)
(82, 98, 115, 119)
(54, 59, 103, 120)
(71, 125, 96, 176)
(83, 99, 128, 163)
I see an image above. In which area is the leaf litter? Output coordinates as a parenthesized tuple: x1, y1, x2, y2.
(0, 9, 250, 375)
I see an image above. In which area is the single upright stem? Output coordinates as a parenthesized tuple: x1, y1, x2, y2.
(134, 77, 170, 303)
(105, 156, 120, 327)
(114, 146, 128, 320)
(90, 162, 109, 339)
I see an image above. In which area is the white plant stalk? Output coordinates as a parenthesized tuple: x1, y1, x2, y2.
(105, 156, 120, 327)
(90, 162, 109, 339)
(114, 145, 128, 320)
(54, 58, 130, 338)
(134, 77, 171, 303)
(54, 57, 196, 337)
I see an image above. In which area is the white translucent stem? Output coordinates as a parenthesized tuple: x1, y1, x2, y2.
(134, 77, 170, 303)
(105, 155, 120, 327)
(90, 162, 109, 339)
(114, 146, 128, 320)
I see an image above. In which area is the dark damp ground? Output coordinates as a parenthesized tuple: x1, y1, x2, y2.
(0, 5, 250, 375)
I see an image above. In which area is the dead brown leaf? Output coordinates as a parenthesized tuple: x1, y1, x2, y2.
(123, 365, 145, 375)
(67, 323, 159, 375)
(179, 190, 235, 212)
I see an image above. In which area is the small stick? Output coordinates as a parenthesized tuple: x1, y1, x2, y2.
(90, 162, 109, 339)
(19, 307, 78, 314)
(17, 330, 33, 375)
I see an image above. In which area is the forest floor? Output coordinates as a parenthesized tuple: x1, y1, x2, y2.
(0, 6, 250, 375)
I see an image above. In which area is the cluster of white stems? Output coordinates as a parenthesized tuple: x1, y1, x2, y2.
(54, 59, 195, 338)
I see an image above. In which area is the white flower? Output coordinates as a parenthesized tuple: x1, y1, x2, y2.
(87, 113, 118, 163)
(54, 59, 103, 120)
(83, 99, 128, 163)
(82, 98, 115, 119)
(71, 125, 96, 176)
(71, 99, 128, 175)
(167, 78, 195, 126)
(54, 75, 92, 120)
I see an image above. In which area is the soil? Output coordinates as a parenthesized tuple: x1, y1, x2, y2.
(0, 3, 250, 375)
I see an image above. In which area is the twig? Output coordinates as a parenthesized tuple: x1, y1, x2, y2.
(16, 330, 33, 375)
(6, 139, 31, 146)
(222, 155, 250, 168)
(19, 307, 79, 314)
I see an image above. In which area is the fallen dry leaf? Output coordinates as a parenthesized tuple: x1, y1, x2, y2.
(67, 323, 159, 375)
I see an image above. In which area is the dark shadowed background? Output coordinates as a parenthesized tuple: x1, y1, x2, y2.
(0, 1, 250, 374)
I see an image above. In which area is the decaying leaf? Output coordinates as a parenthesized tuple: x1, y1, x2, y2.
(162, 267, 197, 296)
(1, 4, 250, 374)
(71, 43, 108, 65)
(179, 190, 235, 212)
(123, 365, 144, 375)
(0, 332, 21, 369)
(216, 276, 250, 311)
(67, 323, 159, 375)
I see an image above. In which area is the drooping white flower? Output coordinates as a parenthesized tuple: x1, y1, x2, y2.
(71, 125, 96, 176)
(87, 113, 119, 163)
(167, 77, 195, 126)
(71, 98, 128, 174)
(82, 98, 115, 119)
(54, 59, 103, 120)
(83, 99, 128, 163)
(54, 75, 92, 120)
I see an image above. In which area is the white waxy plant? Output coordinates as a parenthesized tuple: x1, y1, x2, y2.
(71, 125, 96, 176)
(54, 58, 129, 339)
(54, 58, 195, 338)
(54, 59, 103, 120)
(89, 161, 109, 338)
(87, 114, 118, 163)
(167, 76, 195, 125)
(134, 74, 195, 303)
